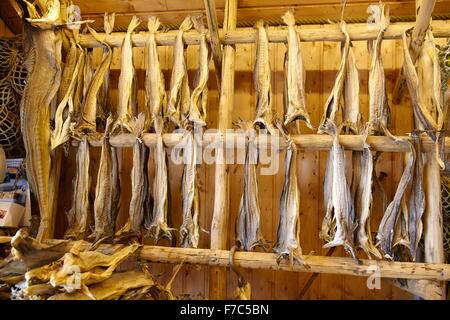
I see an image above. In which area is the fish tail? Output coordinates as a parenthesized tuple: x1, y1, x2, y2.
(191, 15, 205, 34)
(127, 16, 141, 34)
(147, 16, 161, 33)
(179, 16, 193, 32)
(281, 10, 295, 27)
(104, 12, 115, 34)
(254, 19, 264, 29)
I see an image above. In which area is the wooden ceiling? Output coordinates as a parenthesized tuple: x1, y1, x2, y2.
(1, 0, 450, 33)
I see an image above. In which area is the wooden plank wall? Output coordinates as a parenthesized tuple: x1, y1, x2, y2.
(55, 21, 450, 300)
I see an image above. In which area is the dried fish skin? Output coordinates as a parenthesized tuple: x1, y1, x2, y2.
(64, 136, 90, 240)
(318, 21, 350, 133)
(253, 20, 275, 134)
(179, 131, 200, 248)
(77, 27, 113, 133)
(145, 16, 166, 127)
(98, 12, 115, 121)
(368, 4, 391, 135)
(377, 140, 416, 259)
(115, 16, 141, 132)
(274, 131, 304, 264)
(320, 120, 357, 259)
(189, 15, 209, 127)
(90, 117, 116, 243)
(281, 10, 314, 130)
(148, 116, 172, 242)
(21, 24, 62, 241)
(236, 120, 265, 251)
(320, 150, 336, 243)
(166, 17, 192, 128)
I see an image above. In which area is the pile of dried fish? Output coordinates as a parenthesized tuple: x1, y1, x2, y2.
(282, 10, 314, 130)
(0, 230, 185, 300)
(235, 120, 264, 251)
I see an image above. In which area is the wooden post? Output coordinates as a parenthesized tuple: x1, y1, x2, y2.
(203, 0, 222, 90)
(209, 0, 237, 300)
(392, 0, 436, 104)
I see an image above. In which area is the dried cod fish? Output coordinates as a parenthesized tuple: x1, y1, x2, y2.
(354, 131, 381, 259)
(236, 120, 265, 251)
(145, 16, 166, 124)
(179, 130, 200, 248)
(98, 12, 115, 121)
(166, 17, 192, 128)
(148, 116, 172, 242)
(253, 20, 275, 134)
(21, 23, 62, 241)
(402, 29, 445, 168)
(282, 10, 314, 130)
(189, 15, 209, 127)
(64, 136, 90, 240)
(48, 270, 154, 300)
(229, 247, 251, 300)
(116, 114, 150, 238)
(343, 45, 361, 134)
(318, 21, 350, 132)
(368, 4, 391, 135)
(376, 140, 416, 259)
(90, 117, 116, 243)
(77, 27, 112, 132)
(319, 120, 357, 259)
(274, 121, 306, 265)
(115, 16, 140, 131)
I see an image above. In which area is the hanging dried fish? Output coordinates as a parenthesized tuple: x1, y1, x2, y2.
(114, 16, 141, 132)
(189, 15, 209, 127)
(64, 136, 90, 240)
(318, 21, 350, 132)
(354, 130, 381, 259)
(77, 27, 112, 132)
(51, 33, 83, 149)
(89, 117, 116, 243)
(319, 120, 357, 259)
(377, 140, 416, 259)
(282, 10, 314, 130)
(343, 45, 361, 134)
(236, 120, 265, 251)
(253, 20, 275, 134)
(166, 17, 192, 128)
(229, 247, 251, 300)
(403, 28, 445, 168)
(407, 134, 425, 260)
(145, 16, 166, 125)
(21, 23, 62, 241)
(116, 114, 150, 238)
(273, 120, 305, 265)
(368, 4, 391, 135)
(98, 12, 115, 122)
(148, 116, 172, 242)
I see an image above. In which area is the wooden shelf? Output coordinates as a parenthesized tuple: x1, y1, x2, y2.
(72, 133, 448, 153)
(77, 20, 450, 48)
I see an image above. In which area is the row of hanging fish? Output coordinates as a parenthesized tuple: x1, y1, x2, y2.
(49, 14, 211, 248)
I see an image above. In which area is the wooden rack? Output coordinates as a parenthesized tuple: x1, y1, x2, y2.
(44, 0, 448, 300)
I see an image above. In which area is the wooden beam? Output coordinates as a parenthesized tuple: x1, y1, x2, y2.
(72, 133, 450, 153)
(76, 20, 450, 48)
(203, 0, 222, 91)
(390, 279, 446, 300)
(392, 0, 436, 104)
(2, 237, 449, 282)
(209, 0, 237, 300)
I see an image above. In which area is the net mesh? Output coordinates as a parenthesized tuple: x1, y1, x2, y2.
(441, 176, 450, 258)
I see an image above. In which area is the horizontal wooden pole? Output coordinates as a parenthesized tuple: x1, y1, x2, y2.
(71, 133, 449, 153)
(1, 237, 449, 281)
(77, 20, 450, 48)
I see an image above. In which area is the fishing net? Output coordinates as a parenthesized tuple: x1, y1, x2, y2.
(441, 176, 450, 259)
(0, 80, 21, 152)
(0, 38, 17, 79)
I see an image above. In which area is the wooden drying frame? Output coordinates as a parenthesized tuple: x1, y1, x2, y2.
(26, 0, 448, 300)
